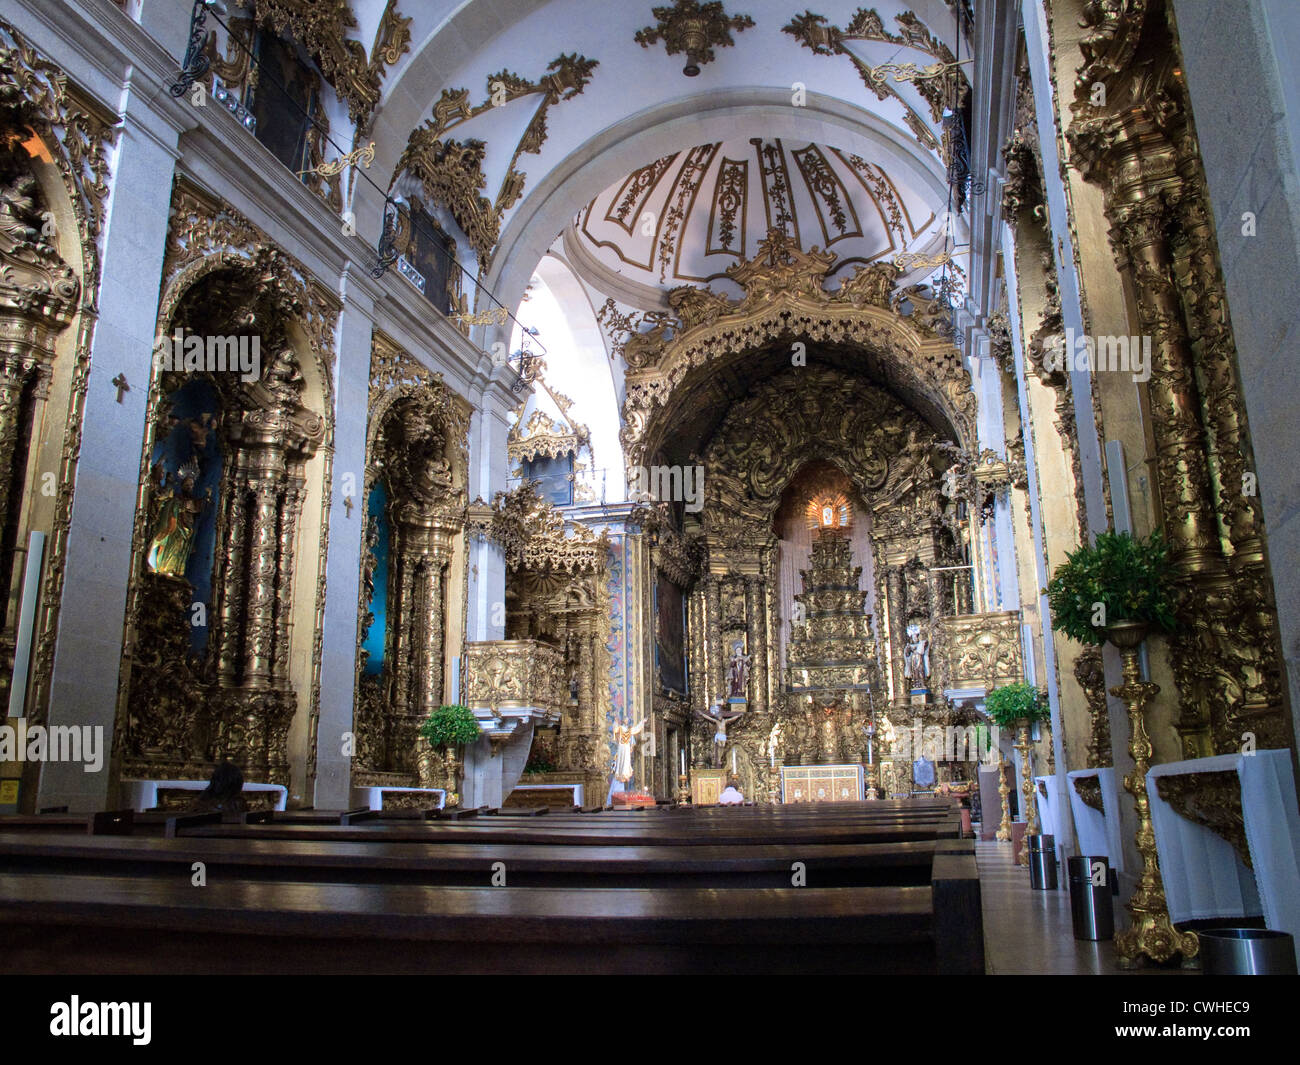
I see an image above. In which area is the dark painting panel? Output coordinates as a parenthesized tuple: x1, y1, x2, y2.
(656, 574, 686, 694)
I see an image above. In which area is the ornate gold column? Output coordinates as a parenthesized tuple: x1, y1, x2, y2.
(242, 480, 282, 688)
(745, 575, 767, 713)
(1067, 0, 1292, 760)
(885, 564, 907, 707)
(704, 574, 723, 706)
(273, 478, 306, 684)
(216, 472, 248, 683)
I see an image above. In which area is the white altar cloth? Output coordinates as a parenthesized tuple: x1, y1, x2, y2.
(351, 785, 446, 811)
(1033, 774, 1068, 852)
(1147, 750, 1300, 964)
(1065, 767, 1125, 872)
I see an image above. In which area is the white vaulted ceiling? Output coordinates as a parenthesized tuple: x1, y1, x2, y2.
(566, 136, 948, 307)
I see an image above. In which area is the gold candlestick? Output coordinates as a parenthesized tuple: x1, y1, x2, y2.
(1106, 620, 1199, 968)
(676, 772, 692, 806)
(1014, 719, 1038, 865)
(995, 747, 1013, 842)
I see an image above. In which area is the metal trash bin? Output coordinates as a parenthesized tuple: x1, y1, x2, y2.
(1200, 929, 1298, 975)
(1067, 855, 1114, 940)
(1027, 833, 1057, 890)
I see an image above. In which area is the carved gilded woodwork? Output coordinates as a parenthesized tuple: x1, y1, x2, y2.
(782, 9, 968, 159)
(351, 331, 470, 788)
(0, 141, 79, 610)
(635, 1, 754, 77)
(1066, 0, 1291, 758)
(394, 53, 597, 267)
(1072, 772, 1105, 814)
(463, 638, 567, 746)
(118, 177, 337, 786)
(933, 610, 1025, 691)
(0, 21, 116, 727)
(247, 0, 410, 131)
(620, 228, 978, 468)
(471, 479, 614, 789)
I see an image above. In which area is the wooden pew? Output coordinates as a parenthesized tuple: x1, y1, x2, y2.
(0, 871, 973, 975)
(0, 831, 973, 889)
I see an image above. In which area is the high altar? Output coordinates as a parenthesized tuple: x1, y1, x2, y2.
(497, 233, 1025, 806)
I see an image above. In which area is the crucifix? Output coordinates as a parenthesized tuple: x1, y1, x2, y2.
(111, 373, 129, 403)
(343, 495, 354, 518)
(696, 701, 744, 770)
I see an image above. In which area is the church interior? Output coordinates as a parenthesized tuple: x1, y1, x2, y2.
(1, 0, 1299, 989)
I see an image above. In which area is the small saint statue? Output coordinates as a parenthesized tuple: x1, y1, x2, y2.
(146, 460, 207, 577)
(903, 623, 930, 683)
(612, 718, 645, 784)
(727, 638, 750, 700)
(697, 702, 744, 770)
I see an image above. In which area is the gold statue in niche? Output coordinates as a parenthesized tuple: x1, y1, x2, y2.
(146, 459, 207, 577)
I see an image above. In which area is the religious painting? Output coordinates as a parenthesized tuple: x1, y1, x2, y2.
(521, 453, 574, 506)
(655, 573, 687, 694)
(406, 201, 457, 314)
(249, 30, 319, 176)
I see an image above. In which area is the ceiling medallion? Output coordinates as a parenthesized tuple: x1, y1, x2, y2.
(635, 0, 755, 77)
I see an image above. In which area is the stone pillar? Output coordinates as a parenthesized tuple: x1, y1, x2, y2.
(312, 266, 377, 810)
(38, 59, 187, 811)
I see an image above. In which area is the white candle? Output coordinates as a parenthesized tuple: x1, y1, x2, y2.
(731, 749, 736, 772)
(680, 748, 686, 775)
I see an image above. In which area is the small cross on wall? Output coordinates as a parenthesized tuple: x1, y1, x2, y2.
(111, 373, 129, 403)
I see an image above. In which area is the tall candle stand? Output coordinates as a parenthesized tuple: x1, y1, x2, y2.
(1106, 620, 1199, 967)
(995, 747, 1013, 842)
(1014, 720, 1037, 865)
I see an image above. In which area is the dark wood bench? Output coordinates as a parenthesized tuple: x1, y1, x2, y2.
(0, 831, 973, 889)
(0, 859, 981, 975)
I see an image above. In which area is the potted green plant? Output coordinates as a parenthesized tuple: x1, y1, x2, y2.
(418, 704, 481, 805)
(1044, 530, 1177, 648)
(1044, 534, 1189, 961)
(983, 682, 1049, 731)
(984, 682, 1050, 858)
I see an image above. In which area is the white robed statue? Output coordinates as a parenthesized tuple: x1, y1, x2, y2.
(612, 718, 645, 783)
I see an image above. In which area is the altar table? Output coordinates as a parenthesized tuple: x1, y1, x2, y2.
(1147, 749, 1300, 965)
(781, 764, 864, 803)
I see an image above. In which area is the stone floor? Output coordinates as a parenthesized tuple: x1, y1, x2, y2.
(976, 837, 1191, 975)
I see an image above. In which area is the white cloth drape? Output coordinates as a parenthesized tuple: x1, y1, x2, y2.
(1034, 774, 1067, 850)
(1147, 749, 1300, 963)
(1066, 767, 1126, 873)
